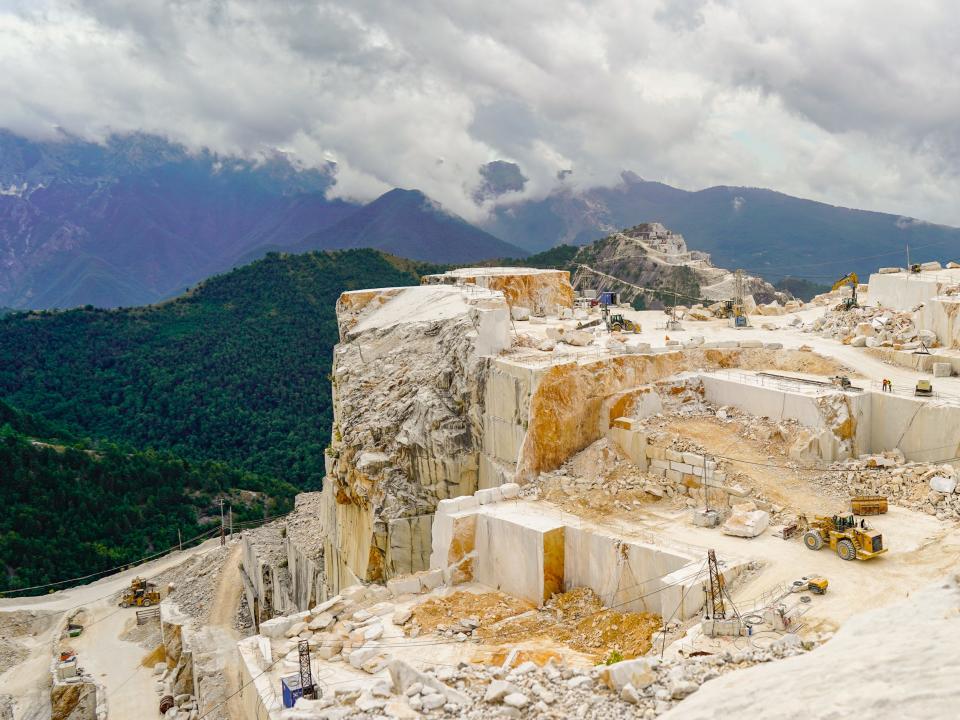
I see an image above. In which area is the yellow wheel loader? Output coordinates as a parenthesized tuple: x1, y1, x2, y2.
(802, 513, 887, 561)
(119, 576, 161, 608)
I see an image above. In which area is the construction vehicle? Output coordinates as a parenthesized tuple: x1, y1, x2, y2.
(915, 379, 933, 396)
(851, 495, 888, 515)
(606, 313, 640, 333)
(805, 577, 829, 595)
(119, 577, 161, 608)
(830, 272, 859, 310)
(802, 513, 887, 561)
(831, 375, 852, 390)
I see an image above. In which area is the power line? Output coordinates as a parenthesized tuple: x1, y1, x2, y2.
(0, 526, 222, 597)
(0, 509, 293, 596)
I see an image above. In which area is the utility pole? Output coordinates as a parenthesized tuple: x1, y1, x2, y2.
(229, 504, 233, 541)
(219, 499, 225, 547)
(906, 243, 911, 271)
(178, 528, 182, 552)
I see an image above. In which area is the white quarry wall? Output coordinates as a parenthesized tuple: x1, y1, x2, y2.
(430, 490, 744, 619)
(323, 284, 513, 594)
(869, 393, 960, 463)
(481, 359, 542, 488)
(918, 296, 960, 349)
(868, 271, 950, 311)
(563, 526, 694, 615)
(284, 537, 324, 612)
(702, 375, 827, 428)
(701, 374, 871, 460)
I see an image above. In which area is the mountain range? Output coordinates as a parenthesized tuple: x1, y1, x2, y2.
(0, 132, 519, 309)
(2, 132, 960, 309)
(486, 171, 960, 283)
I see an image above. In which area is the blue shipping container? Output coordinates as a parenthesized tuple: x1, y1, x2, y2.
(282, 675, 303, 708)
(600, 291, 617, 305)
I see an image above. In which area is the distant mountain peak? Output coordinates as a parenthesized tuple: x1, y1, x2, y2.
(295, 187, 525, 264)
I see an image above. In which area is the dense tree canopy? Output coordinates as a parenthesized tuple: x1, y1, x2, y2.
(0, 402, 298, 594)
(0, 249, 443, 592)
(0, 249, 440, 489)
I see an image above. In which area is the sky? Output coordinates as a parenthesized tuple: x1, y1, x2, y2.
(2, 0, 959, 224)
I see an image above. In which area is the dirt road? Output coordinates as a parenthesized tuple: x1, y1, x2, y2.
(0, 537, 223, 720)
(207, 543, 244, 720)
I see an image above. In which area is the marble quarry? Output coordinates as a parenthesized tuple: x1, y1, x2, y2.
(218, 264, 960, 720)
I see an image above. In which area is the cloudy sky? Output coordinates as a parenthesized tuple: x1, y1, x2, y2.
(2, 0, 959, 224)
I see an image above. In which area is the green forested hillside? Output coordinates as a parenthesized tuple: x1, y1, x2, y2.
(0, 402, 297, 594)
(0, 249, 441, 490)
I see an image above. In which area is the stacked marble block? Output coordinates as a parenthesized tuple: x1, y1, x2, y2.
(608, 417, 748, 511)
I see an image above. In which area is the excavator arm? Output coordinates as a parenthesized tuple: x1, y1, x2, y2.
(831, 272, 859, 292)
(831, 273, 859, 309)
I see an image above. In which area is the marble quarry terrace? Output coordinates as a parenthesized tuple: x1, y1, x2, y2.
(6, 264, 960, 720)
(226, 265, 960, 719)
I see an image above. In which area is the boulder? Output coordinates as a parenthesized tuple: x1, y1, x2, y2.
(599, 658, 658, 691)
(510, 305, 531, 321)
(484, 680, 521, 703)
(929, 476, 957, 494)
(850, 335, 867, 347)
(933, 363, 952, 378)
(308, 613, 334, 631)
(349, 647, 380, 669)
(564, 329, 594, 346)
(284, 621, 308, 639)
(503, 693, 530, 709)
(387, 576, 421, 597)
(310, 595, 344, 616)
(722, 503, 770, 538)
(388, 659, 470, 706)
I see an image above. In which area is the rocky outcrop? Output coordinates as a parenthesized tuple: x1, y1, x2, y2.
(421, 267, 574, 316)
(323, 285, 511, 593)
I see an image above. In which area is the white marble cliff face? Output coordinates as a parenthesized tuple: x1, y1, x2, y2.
(323, 286, 511, 589)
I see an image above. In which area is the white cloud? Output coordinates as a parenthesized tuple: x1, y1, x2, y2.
(1, 0, 959, 224)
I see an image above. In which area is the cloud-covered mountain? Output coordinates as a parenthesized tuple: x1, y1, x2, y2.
(0, 131, 353, 308)
(0, 133, 520, 309)
(295, 188, 524, 264)
(485, 173, 960, 282)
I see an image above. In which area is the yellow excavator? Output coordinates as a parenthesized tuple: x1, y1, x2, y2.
(831, 272, 859, 310)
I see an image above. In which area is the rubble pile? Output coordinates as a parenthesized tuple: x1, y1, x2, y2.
(151, 672, 200, 720)
(0, 610, 48, 675)
(151, 545, 233, 624)
(476, 588, 663, 662)
(814, 453, 960, 520)
(0, 638, 27, 675)
(280, 637, 807, 719)
(807, 305, 927, 349)
(523, 440, 686, 516)
(405, 591, 532, 639)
